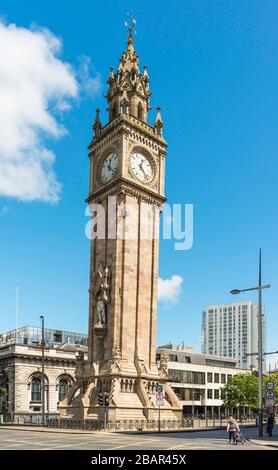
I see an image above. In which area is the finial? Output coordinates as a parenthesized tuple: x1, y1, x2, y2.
(93, 108, 102, 138)
(107, 67, 114, 84)
(154, 106, 163, 136)
(143, 65, 149, 79)
(124, 12, 137, 37)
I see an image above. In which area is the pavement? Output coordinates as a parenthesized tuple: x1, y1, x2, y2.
(249, 431, 278, 449)
(0, 425, 277, 450)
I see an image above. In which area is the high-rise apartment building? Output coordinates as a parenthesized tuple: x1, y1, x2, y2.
(202, 301, 266, 370)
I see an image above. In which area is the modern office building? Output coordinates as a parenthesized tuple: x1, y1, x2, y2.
(0, 326, 87, 422)
(201, 301, 266, 370)
(157, 344, 249, 418)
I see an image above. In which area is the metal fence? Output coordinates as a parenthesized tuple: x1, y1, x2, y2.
(0, 415, 257, 431)
(49, 418, 194, 431)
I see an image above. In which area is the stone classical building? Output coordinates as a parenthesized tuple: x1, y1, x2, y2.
(157, 344, 251, 419)
(0, 327, 87, 422)
(60, 21, 181, 422)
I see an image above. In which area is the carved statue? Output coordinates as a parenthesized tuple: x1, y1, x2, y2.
(111, 345, 122, 372)
(95, 262, 111, 305)
(112, 345, 121, 360)
(160, 351, 168, 372)
(96, 299, 106, 325)
(93, 263, 112, 327)
(75, 351, 85, 376)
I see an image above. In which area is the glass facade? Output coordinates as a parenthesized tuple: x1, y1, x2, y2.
(0, 326, 88, 348)
(168, 369, 205, 385)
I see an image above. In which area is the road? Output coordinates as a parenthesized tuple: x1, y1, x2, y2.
(0, 426, 276, 450)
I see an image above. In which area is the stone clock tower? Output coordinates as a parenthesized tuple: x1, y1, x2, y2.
(59, 26, 182, 422)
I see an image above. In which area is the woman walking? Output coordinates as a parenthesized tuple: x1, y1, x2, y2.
(227, 416, 239, 444)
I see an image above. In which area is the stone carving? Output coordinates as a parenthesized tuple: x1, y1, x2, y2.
(96, 299, 106, 325)
(94, 263, 111, 327)
(95, 263, 111, 306)
(75, 351, 85, 377)
(159, 351, 168, 378)
(110, 345, 122, 372)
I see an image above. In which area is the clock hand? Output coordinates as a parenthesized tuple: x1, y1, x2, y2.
(139, 163, 148, 179)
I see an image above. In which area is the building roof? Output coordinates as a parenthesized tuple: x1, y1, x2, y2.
(0, 326, 87, 349)
(157, 344, 238, 368)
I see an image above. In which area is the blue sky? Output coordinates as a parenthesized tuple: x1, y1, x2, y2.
(0, 0, 277, 362)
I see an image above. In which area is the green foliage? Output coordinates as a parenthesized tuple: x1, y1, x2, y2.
(0, 387, 7, 396)
(222, 374, 258, 409)
(222, 371, 278, 410)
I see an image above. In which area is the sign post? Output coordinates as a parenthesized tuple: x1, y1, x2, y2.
(156, 391, 164, 432)
(265, 381, 276, 413)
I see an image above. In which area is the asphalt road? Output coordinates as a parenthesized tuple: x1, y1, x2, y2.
(0, 426, 276, 450)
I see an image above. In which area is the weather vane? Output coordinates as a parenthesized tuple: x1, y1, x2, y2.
(124, 12, 137, 35)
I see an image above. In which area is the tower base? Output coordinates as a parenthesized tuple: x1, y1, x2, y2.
(59, 375, 182, 424)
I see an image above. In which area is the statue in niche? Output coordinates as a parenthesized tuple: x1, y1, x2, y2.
(94, 262, 111, 326)
(95, 263, 111, 304)
(96, 299, 106, 325)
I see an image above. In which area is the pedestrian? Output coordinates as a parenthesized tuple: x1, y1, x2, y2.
(266, 413, 275, 437)
(227, 416, 239, 444)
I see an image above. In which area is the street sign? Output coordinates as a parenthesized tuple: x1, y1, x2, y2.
(265, 381, 275, 408)
(156, 392, 164, 406)
(265, 390, 275, 400)
(265, 398, 275, 407)
(265, 380, 275, 391)
(156, 400, 164, 406)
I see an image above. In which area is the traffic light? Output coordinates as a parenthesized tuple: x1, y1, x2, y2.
(98, 392, 104, 406)
(156, 384, 163, 394)
(104, 393, 109, 407)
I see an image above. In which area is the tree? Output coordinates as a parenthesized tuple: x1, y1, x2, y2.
(222, 374, 258, 411)
(0, 387, 7, 396)
(222, 371, 278, 412)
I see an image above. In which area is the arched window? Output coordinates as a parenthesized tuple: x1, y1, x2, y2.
(58, 379, 69, 401)
(31, 378, 41, 402)
(137, 102, 143, 120)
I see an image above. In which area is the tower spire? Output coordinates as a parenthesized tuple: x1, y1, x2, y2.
(105, 16, 152, 123)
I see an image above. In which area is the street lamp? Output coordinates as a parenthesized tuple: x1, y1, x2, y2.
(40, 315, 45, 427)
(230, 249, 270, 438)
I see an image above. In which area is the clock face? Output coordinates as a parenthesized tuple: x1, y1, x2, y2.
(130, 152, 152, 183)
(101, 153, 118, 183)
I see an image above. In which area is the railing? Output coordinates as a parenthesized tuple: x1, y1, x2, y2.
(0, 415, 257, 431)
(48, 418, 194, 431)
(191, 417, 256, 429)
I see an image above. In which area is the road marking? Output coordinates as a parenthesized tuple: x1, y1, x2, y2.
(108, 439, 159, 450)
(0, 443, 22, 448)
(39, 443, 81, 450)
(166, 443, 189, 450)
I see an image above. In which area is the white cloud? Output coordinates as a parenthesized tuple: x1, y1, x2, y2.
(77, 55, 102, 99)
(158, 275, 183, 303)
(0, 21, 101, 203)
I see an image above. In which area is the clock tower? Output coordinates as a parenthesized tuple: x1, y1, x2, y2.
(59, 24, 182, 423)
